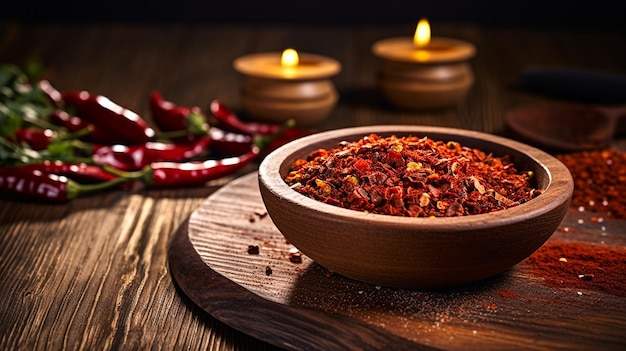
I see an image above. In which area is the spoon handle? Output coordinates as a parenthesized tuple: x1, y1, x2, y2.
(522, 67, 626, 104)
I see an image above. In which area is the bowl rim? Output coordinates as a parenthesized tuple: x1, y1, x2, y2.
(259, 125, 573, 231)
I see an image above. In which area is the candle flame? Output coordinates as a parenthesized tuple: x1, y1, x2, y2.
(281, 48, 299, 67)
(413, 18, 431, 48)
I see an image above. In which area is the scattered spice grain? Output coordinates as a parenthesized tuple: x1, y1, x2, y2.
(285, 134, 540, 217)
(254, 208, 268, 218)
(497, 289, 519, 299)
(524, 241, 626, 297)
(556, 149, 626, 218)
(247, 245, 260, 255)
(288, 247, 303, 263)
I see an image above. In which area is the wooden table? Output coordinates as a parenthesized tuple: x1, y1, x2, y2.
(1, 21, 625, 350)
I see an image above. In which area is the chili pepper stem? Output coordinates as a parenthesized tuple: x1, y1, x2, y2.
(0, 136, 43, 165)
(153, 127, 208, 141)
(115, 165, 158, 187)
(102, 164, 155, 186)
(66, 176, 134, 199)
(101, 165, 148, 179)
(93, 118, 295, 189)
(43, 154, 94, 164)
(21, 113, 62, 131)
(253, 119, 295, 150)
(186, 111, 209, 135)
(56, 125, 95, 142)
(66, 140, 95, 155)
(152, 111, 209, 141)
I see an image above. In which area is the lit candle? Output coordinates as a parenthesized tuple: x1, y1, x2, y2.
(234, 49, 341, 80)
(233, 49, 341, 126)
(372, 18, 476, 63)
(371, 19, 477, 110)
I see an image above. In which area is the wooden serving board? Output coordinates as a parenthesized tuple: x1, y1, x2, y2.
(168, 172, 626, 351)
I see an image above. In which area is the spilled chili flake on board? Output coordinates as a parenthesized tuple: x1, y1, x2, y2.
(284, 134, 541, 217)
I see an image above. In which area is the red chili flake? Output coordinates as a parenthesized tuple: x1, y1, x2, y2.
(284, 134, 540, 217)
(254, 208, 268, 218)
(289, 254, 302, 264)
(288, 247, 303, 263)
(497, 289, 519, 299)
(265, 265, 273, 275)
(247, 245, 259, 255)
(484, 303, 498, 311)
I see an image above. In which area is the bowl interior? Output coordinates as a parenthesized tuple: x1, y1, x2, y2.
(273, 126, 553, 214)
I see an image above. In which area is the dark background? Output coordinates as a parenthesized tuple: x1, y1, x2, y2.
(2, 0, 625, 29)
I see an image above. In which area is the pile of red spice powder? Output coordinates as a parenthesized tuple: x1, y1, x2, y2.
(524, 241, 626, 297)
(556, 149, 626, 218)
(524, 149, 626, 297)
(285, 134, 540, 217)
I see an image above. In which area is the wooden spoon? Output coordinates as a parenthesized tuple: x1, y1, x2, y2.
(505, 102, 626, 151)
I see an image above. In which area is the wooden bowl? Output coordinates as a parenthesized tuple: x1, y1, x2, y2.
(377, 62, 474, 110)
(240, 77, 338, 127)
(258, 126, 573, 289)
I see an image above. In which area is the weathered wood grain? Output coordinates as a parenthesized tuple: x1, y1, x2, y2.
(171, 172, 626, 351)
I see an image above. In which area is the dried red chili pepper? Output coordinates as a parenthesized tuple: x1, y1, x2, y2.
(134, 122, 294, 187)
(150, 94, 300, 155)
(61, 91, 155, 145)
(209, 99, 280, 135)
(149, 91, 208, 137)
(48, 110, 113, 144)
(40, 80, 119, 144)
(264, 127, 315, 155)
(209, 99, 315, 151)
(10, 125, 94, 150)
(11, 128, 54, 150)
(8, 160, 119, 184)
(92, 136, 212, 171)
(208, 125, 309, 157)
(143, 145, 260, 187)
(208, 127, 256, 156)
(0, 166, 129, 203)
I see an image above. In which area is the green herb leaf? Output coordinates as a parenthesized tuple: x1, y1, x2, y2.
(0, 64, 57, 136)
(0, 103, 22, 137)
(0, 64, 21, 88)
(23, 61, 45, 82)
(46, 140, 76, 158)
(0, 136, 42, 166)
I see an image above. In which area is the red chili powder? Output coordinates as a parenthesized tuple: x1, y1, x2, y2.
(523, 241, 626, 297)
(285, 134, 540, 217)
(497, 288, 519, 299)
(556, 149, 626, 219)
